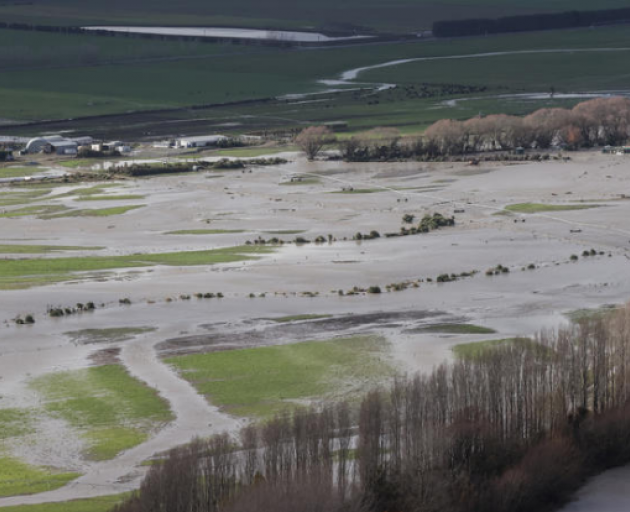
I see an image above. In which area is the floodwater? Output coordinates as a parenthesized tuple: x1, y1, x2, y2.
(82, 26, 370, 43)
(559, 466, 630, 511)
(2, 152, 630, 506)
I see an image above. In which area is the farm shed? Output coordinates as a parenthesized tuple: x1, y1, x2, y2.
(175, 135, 228, 148)
(25, 135, 88, 155)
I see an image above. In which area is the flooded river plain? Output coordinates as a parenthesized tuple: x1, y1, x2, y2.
(1, 151, 629, 506)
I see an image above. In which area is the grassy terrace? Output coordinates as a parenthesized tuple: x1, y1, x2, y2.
(168, 335, 393, 418)
(31, 365, 173, 461)
(0, 245, 273, 289)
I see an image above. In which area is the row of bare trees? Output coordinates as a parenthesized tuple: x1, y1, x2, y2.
(296, 97, 630, 161)
(425, 97, 630, 155)
(115, 304, 630, 512)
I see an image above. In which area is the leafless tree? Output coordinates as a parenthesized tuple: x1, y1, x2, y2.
(295, 126, 336, 160)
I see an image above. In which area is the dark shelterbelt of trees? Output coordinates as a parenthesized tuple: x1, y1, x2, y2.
(433, 8, 630, 37)
(115, 304, 630, 512)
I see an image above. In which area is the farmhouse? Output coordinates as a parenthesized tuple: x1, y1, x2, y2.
(175, 135, 228, 148)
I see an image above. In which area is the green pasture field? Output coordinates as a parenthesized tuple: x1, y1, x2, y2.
(361, 48, 630, 93)
(2, 25, 630, 125)
(30, 365, 173, 460)
(167, 335, 393, 417)
(0, 245, 273, 289)
(0, 0, 629, 32)
(0, 455, 79, 498)
(0, 29, 270, 71)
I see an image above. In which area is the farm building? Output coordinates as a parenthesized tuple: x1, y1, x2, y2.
(175, 135, 228, 148)
(24, 135, 91, 155)
(91, 141, 131, 153)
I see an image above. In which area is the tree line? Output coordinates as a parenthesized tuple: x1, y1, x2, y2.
(433, 8, 630, 38)
(297, 97, 630, 161)
(422, 97, 630, 155)
(114, 303, 630, 512)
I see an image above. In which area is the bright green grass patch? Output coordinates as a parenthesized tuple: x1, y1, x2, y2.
(416, 324, 497, 335)
(0, 274, 75, 290)
(267, 314, 333, 323)
(505, 203, 600, 214)
(42, 205, 144, 218)
(0, 454, 79, 498)
(75, 195, 144, 201)
(0, 205, 68, 218)
(213, 145, 297, 158)
(31, 365, 173, 460)
(0, 189, 52, 207)
(0, 272, 80, 290)
(332, 188, 383, 194)
(0, 245, 273, 289)
(0, 409, 33, 440)
(65, 327, 155, 345)
(53, 184, 121, 197)
(0, 493, 130, 512)
(84, 428, 148, 461)
(0, 167, 41, 179)
(164, 229, 246, 235)
(0, 244, 103, 254)
(168, 335, 393, 418)
(451, 337, 552, 361)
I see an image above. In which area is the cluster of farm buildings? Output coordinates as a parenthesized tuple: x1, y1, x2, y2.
(21, 135, 133, 156)
(0, 133, 234, 160)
